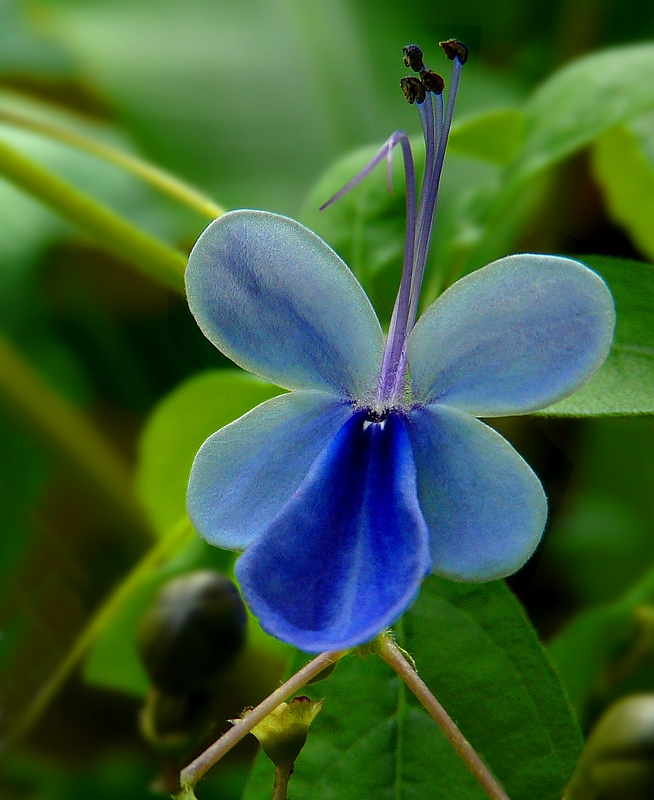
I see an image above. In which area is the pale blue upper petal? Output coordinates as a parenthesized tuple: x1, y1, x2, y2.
(407, 404, 548, 582)
(186, 210, 385, 400)
(187, 391, 353, 551)
(235, 410, 431, 652)
(407, 254, 615, 416)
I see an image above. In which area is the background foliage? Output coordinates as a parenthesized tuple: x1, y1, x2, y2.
(1, 0, 654, 798)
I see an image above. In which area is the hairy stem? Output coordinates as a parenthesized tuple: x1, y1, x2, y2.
(375, 633, 512, 800)
(176, 650, 347, 795)
(272, 766, 292, 800)
(1, 517, 194, 755)
(0, 139, 186, 293)
(0, 107, 224, 219)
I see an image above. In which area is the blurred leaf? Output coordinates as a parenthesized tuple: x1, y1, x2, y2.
(539, 256, 654, 416)
(592, 111, 654, 261)
(300, 143, 407, 323)
(449, 108, 524, 165)
(0, 91, 195, 295)
(549, 562, 654, 726)
(8, 369, 285, 716)
(510, 43, 654, 185)
(136, 369, 281, 536)
(83, 533, 231, 697)
(38, 0, 378, 213)
(244, 577, 582, 800)
(545, 492, 650, 605)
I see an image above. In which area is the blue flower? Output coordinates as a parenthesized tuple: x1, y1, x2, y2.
(185, 43, 615, 652)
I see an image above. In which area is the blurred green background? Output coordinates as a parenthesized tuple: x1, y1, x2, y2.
(1, 0, 654, 797)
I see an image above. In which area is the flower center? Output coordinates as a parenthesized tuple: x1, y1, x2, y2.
(321, 41, 467, 405)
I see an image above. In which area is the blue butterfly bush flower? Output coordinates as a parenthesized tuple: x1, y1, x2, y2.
(185, 42, 615, 652)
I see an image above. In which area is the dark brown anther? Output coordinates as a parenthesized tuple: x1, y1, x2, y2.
(400, 76, 426, 105)
(420, 69, 445, 95)
(439, 38, 469, 64)
(402, 44, 424, 73)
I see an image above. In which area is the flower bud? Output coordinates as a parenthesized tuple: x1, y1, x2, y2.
(139, 686, 215, 757)
(566, 695, 654, 800)
(137, 570, 247, 694)
(247, 696, 323, 772)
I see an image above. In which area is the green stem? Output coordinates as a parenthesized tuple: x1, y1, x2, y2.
(272, 766, 292, 800)
(0, 138, 186, 293)
(0, 333, 151, 541)
(0, 107, 224, 220)
(375, 633, 512, 800)
(176, 650, 347, 796)
(1, 516, 194, 754)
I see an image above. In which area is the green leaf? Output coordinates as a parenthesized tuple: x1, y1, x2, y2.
(449, 108, 524, 165)
(82, 532, 232, 697)
(591, 111, 654, 261)
(136, 369, 281, 536)
(539, 256, 654, 416)
(243, 577, 582, 800)
(510, 43, 654, 185)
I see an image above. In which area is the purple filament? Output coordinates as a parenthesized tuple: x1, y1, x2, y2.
(320, 47, 465, 404)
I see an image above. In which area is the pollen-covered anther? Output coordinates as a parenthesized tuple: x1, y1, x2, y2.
(420, 69, 445, 95)
(402, 44, 424, 72)
(439, 38, 469, 64)
(400, 76, 426, 105)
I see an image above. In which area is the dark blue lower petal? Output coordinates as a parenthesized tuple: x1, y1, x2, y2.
(235, 410, 430, 652)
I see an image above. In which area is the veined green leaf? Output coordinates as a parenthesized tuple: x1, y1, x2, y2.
(243, 577, 582, 800)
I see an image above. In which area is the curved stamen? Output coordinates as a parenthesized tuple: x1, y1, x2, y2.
(377, 134, 417, 401)
(318, 129, 418, 404)
(319, 131, 414, 211)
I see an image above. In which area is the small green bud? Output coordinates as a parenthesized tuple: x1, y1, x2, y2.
(567, 694, 654, 800)
(247, 696, 323, 772)
(137, 571, 247, 694)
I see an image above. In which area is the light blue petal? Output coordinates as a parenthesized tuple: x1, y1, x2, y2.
(187, 391, 353, 551)
(186, 210, 385, 399)
(407, 404, 547, 582)
(236, 410, 431, 652)
(408, 254, 615, 416)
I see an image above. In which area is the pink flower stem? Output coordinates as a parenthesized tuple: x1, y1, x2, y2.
(174, 649, 347, 797)
(375, 633, 512, 800)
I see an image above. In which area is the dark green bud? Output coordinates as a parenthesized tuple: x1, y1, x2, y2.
(137, 571, 247, 694)
(139, 686, 215, 757)
(567, 695, 654, 800)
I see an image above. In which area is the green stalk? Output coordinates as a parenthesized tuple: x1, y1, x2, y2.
(0, 334, 151, 541)
(1, 516, 194, 754)
(0, 139, 186, 293)
(0, 107, 224, 220)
